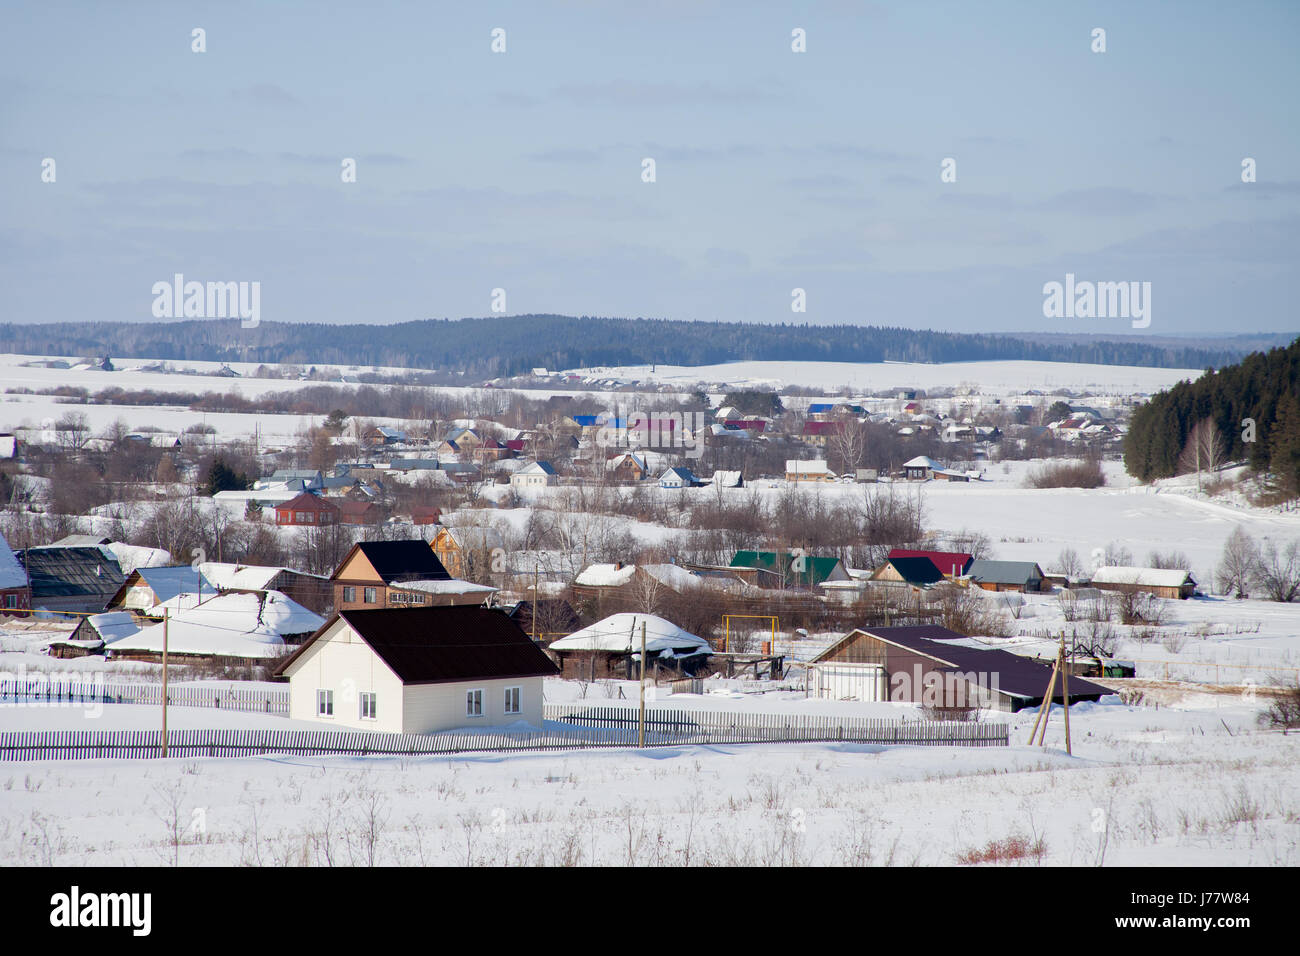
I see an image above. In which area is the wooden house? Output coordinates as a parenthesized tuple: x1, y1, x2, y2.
(966, 559, 1046, 593)
(429, 526, 505, 580)
(330, 540, 493, 610)
(16, 545, 125, 614)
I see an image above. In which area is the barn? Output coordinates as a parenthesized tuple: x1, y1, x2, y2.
(1090, 566, 1196, 600)
(809, 625, 1110, 712)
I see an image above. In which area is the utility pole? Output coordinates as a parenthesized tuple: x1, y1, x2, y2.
(161, 607, 169, 758)
(532, 559, 539, 643)
(638, 620, 647, 748)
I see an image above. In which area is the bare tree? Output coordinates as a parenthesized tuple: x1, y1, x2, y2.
(1177, 418, 1226, 493)
(1252, 539, 1300, 602)
(1216, 527, 1258, 598)
(1056, 547, 1083, 582)
(54, 412, 92, 453)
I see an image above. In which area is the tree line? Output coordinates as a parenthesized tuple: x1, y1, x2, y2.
(0, 315, 1257, 378)
(1123, 336, 1300, 495)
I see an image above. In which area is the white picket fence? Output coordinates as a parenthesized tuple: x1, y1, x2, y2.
(0, 677, 288, 715)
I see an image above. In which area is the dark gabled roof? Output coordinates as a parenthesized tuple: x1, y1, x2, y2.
(821, 626, 1109, 701)
(889, 549, 973, 575)
(883, 556, 945, 586)
(346, 539, 451, 582)
(18, 546, 125, 599)
(277, 605, 559, 685)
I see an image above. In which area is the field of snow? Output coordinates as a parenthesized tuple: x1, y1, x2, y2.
(0, 687, 1294, 866)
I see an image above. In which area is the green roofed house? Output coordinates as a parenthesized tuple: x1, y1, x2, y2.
(728, 550, 850, 590)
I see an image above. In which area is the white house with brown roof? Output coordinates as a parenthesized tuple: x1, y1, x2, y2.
(275, 605, 559, 734)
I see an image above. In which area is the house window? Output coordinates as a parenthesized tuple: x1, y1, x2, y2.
(2, 594, 15, 609)
(466, 689, 483, 717)
(342, 586, 356, 602)
(359, 692, 377, 720)
(363, 587, 377, 603)
(317, 689, 333, 716)
(504, 686, 521, 715)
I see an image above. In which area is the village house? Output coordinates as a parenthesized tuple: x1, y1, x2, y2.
(510, 460, 558, 491)
(0, 532, 31, 615)
(274, 491, 340, 527)
(801, 421, 844, 446)
(336, 499, 384, 525)
(869, 555, 946, 590)
(808, 625, 1110, 712)
(104, 590, 324, 664)
(659, 466, 702, 489)
(785, 459, 835, 482)
(605, 452, 648, 481)
(547, 612, 713, 680)
(1090, 566, 1196, 600)
(331, 540, 494, 611)
(429, 525, 505, 580)
(16, 545, 125, 614)
(729, 550, 851, 590)
(198, 561, 331, 615)
(276, 605, 559, 734)
(888, 548, 973, 579)
(107, 565, 215, 616)
(966, 559, 1046, 593)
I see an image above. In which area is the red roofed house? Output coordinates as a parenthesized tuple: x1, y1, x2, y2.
(887, 548, 973, 579)
(723, 419, 767, 433)
(337, 499, 383, 525)
(276, 492, 341, 527)
(802, 421, 844, 446)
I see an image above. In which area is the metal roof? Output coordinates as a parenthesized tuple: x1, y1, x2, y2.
(17, 546, 125, 600)
(278, 605, 559, 685)
(346, 540, 450, 582)
(967, 559, 1045, 584)
(817, 625, 1110, 701)
(880, 556, 945, 586)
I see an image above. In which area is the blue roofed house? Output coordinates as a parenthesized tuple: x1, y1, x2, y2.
(108, 565, 216, 616)
(659, 466, 702, 489)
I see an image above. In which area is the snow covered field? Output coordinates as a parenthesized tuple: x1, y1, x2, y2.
(0, 687, 1294, 866)
(569, 359, 1203, 396)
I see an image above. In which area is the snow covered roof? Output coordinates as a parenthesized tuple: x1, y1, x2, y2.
(574, 563, 637, 588)
(198, 562, 326, 591)
(79, 611, 141, 644)
(904, 455, 943, 469)
(393, 578, 498, 596)
(109, 590, 323, 659)
(1090, 566, 1194, 588)
(786, 459, 832, 474)
(444, 526, 505, 551)
(0, 532, 28, 590)
(548, 613, 713, 655)
(640, 564, 702, 591)
(106, 543, 173, 576)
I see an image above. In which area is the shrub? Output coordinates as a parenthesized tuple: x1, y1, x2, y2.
(1025, 459, 1106, 489)
(956, 834, 1047, 865)
(1257, 684, 1300, 732)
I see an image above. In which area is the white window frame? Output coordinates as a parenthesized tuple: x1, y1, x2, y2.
(504, 685, 521, 715)
(342, 586, 356, 602)
(317, 689, 334, 717)
(363, 586, 377, 604)
(466, 688, 484, 717)
(359, 692, 377, 720)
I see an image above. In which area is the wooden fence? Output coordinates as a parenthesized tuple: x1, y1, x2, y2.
(0, 677, 288, 715)
(0, 706, 1005, 762)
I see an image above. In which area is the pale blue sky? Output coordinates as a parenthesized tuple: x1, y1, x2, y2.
(2, 0, 1297, 334)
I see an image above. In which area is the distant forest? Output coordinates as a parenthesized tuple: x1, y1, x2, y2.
(1124, 337, 1300, 492)
(0, 315, 1274, 377)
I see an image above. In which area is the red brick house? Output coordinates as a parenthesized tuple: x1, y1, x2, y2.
(336, 499, 383, 525)
(411, 505, 443, 526)
(275, 492, 340, 526)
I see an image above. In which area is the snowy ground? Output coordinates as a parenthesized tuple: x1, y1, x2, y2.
(0, 686, 1294, 866)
